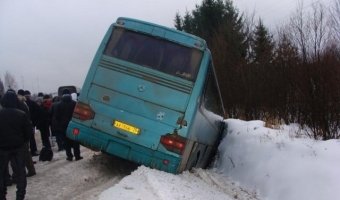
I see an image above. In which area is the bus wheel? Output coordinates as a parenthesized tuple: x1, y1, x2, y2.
(189, 152, 200, 171)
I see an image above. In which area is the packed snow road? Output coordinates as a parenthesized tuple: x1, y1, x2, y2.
(7, 147, 138, 200)
(6, 135, 259, 200)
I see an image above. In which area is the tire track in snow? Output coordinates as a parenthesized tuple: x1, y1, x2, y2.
(192, 168, 261, 200)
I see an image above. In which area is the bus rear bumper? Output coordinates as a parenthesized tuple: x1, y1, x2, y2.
(67, 121, 181, 174)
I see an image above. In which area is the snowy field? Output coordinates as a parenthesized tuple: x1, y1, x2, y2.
(6, 119, 340, 200)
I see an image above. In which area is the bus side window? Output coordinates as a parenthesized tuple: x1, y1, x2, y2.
(202, 62, 224, 116)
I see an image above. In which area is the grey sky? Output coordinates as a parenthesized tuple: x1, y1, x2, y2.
(234, 0, 328, 28)
(0, 0, 327, 94)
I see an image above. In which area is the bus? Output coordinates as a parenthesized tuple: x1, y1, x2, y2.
(66, 17, 225, 174)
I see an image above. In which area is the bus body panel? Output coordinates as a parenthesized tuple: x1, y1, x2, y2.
(67, 122, 180, 174)
(92, 63, 192, 112)
(82, 91, 185, 151)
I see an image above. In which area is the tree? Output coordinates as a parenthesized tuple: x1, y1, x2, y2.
(174, 12, 183, 31)
(0, 78, 4, 96)
(289, 1, 330, 63)
(330, 0, 340, 43)
(174, 0, 248, 117)
(251, 19, 274, 64)
(182, 11, 194, 34)
(273, 30, 300, 123)
(310, 2, 328, 62)
(4, 71, 18, 91)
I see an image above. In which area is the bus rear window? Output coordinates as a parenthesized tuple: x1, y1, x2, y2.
(104, 28, 203, 81)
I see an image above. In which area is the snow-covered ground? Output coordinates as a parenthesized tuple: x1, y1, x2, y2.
(6, 119, 340, 200)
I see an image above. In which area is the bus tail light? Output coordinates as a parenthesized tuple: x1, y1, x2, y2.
(72, 128, 80, 136)
(160, 133, 186, 155)
(73, 102, 95, 120)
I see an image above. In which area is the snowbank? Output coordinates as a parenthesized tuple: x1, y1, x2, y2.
(215, 119, 340, 200)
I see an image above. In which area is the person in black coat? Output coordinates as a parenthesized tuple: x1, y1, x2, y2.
(50, 96, 63, 151)
(53, 89, 82, 161)
(24, 90, 40, 156)
(17, 90, 36, 176)
(36, 95, 52, 150)
(0, 90, 32, 200)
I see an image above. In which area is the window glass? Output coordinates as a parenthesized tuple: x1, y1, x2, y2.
(104, 28, 203, 81)
(203, 62, 224, 115)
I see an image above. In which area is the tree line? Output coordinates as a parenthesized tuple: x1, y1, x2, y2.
(175, 0, 340, 140)
(0, 71, 18, 97)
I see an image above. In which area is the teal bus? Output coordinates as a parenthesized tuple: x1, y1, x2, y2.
(67, 17, 225, 174)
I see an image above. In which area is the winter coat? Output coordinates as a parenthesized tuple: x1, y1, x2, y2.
(17, 94, 30, 118)
(37, 99, 52, 130)
(25, 97, 40, 126)
(49, 101, 59, 133)
(0, 92, 32, 150)
(53, 94, 76, 133)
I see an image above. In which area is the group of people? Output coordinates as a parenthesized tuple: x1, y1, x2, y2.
(0, 88, 82, 200)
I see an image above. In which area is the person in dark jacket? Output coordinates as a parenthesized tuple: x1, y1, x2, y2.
(53, 89, 82, 161)
(50, 96, 63, 151)
(36, 94, 52, 150)
(17, 90, 36, 177)
(24, 90, 40, 156)
(6, 90, 36, 187)
(0, 90, 32, 200)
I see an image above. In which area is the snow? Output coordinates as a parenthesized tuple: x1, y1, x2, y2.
(6, 119, 340, 200)
(215, 119, 340, 200)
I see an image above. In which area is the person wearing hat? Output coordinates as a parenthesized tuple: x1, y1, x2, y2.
(36, 94, 52, 150)
(24, 90, 39, 156)
(0, 90, 33, 200)
(53, 89, 82, 161)
(16, 90, 36, 176)
(50, 96, 63, 151)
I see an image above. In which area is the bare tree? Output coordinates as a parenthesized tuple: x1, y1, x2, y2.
(289, 1, 311, 63)
(330, 0, 340, 42)
(310, 2, 329, 62)
(4, 71, 18, 91)
(0, 78, 4, 96)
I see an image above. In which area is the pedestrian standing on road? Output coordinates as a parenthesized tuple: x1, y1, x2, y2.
(17, 89, 36, 177)
(0, 90, 32, 200)
(50, 96, 63, 151)
(36, 94, 52, 150)
(53, 89, 82, 161)
(24, 90, 40, 157)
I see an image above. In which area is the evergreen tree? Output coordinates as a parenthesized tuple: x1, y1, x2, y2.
(174, 13, 183, 31)
(182, 11, 194, 34)
(251, 19, 274, 64)
(190, 0, 226, 45)
(174, 0, 248, 117)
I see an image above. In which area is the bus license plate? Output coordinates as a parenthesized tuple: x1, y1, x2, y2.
(113, 120, 140, 135)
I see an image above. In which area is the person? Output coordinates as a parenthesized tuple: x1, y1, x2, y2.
(50, 96, 63, 151)
(24, 90, 40, 156)
(36, 94, 52, 151)
(54, 89, 82, 161)
(17, 90, 36, 177)
(0, 90, 32, 200)
(4, 90, 36, 187)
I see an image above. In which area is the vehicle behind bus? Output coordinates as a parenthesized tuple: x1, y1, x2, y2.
(57, 85, 80, 97)
(66, 17, 225, 174)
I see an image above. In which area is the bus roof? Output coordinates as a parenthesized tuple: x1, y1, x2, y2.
(114, 17, 207, 51)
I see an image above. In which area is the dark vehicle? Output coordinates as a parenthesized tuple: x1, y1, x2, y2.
(57, 86, 80, 97)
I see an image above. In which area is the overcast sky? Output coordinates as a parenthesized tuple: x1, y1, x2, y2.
(0, 0, 328, 94)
